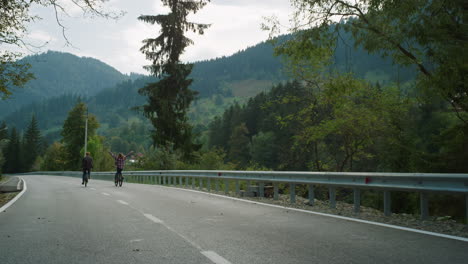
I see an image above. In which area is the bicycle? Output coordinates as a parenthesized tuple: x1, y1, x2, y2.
(83, 171, 90, 187)
(115, 172, 123, 187)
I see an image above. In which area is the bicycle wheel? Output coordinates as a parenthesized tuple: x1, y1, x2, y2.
(119, 173, 123, 187)
(84, 177, 88, 187)
(115, 175, 118, 187)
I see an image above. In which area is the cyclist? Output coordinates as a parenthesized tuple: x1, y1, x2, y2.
(109, 151, 134, 182)
(82, 152, 93, 185)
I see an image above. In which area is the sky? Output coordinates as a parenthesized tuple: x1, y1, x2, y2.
(24, 0, 295, 74)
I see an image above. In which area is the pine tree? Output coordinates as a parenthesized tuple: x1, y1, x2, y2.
(3, 128, 22, 173)
(23, 115, 42, 171)
(138, 0, 211, 160)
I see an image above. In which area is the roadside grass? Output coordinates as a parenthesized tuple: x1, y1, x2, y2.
(0, 192, 19, 208)
(0, 176, 20, 208)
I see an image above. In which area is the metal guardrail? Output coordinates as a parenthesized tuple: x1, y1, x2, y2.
(18, 170, 468, 221)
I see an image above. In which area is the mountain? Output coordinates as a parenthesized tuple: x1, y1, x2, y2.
(0, 51, 127, 118)
(2, 33, 416, 144)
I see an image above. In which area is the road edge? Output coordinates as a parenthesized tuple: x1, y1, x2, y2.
(159, 184, 468, 243)
(0, 177, 27, 214)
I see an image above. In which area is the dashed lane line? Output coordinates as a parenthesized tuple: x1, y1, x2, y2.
(142, 213, 231, 264)
(143, 213, 164, 224)
(102, 192, 110, 196)
(117, 200, 129, 205)
(201, 251, 232, 264)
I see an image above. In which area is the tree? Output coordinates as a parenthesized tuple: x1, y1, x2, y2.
(1, 0, 121, 99)
(250, 131, 277, 169)
(227, 123, 251, 168)
(23, 115, 42, 171)
(61, 102, 99, 170)
(3, 128, 23, 173)
(266, 0, 467, 122)
(40, 142, 66, 171)
(138, 0, 211, 160)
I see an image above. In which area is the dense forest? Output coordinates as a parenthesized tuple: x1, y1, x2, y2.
(0, 51, 128, 117)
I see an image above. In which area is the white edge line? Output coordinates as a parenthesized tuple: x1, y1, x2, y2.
(0, 177, 27, 213)
(158, 185, 468, 243)
(201, 251, 232, 264)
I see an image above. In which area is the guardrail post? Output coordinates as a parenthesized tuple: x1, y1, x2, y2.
(163, 176, 166, 185)
(224, 179, 229, 194)
(384, 190, 391, 216)
(207, 178, 211, 192)
(259, 182, 264, 197)
(199, 178, 203, 190)
(290, 183, 296, 204)
(420, 192, 429, 220)
(329, 187, 336, 209)
(191, 177, 195, 189)
(185, 176, 188, 188)
(353, 188, 360, 213)
(179, 176, 182, 186)
(235, 180, 240, 195)
(215, 179, 219, 192)
(308, 184, 314, 206)
(273, 182, 279, 200)
(466, 194, 468, 225)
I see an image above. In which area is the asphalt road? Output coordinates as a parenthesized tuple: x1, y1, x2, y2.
(0, 175, 467, 264)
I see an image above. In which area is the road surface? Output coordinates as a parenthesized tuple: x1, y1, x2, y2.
(0, 175, 467, 264)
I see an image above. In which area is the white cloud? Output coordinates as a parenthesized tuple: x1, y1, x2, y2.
(22, 0, 294, 74)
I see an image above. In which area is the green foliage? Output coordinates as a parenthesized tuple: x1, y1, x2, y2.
(136, 146, 178, 170)
(138, 0, 210, 160)
(276, 0, 467, 121)
(40, 142, 66, 171)
(22, 115, 43, 171)
(81, 136, 114, 171)
(61, 102, 99, 170)
(2, 128, 23, 173)
(250, 132, 277, 169)
(227, 123, 251, 167)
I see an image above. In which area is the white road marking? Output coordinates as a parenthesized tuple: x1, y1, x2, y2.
(117, 200, 129, 205)
(102, 192, 110, 196)
(162, 186, 468, 243)
(143, 213, 164, 224)
(130, 239, 143, 243)
(201, 251, 232, 264)
(0, 178, 27, 213)
(16, 179, 21, 190)
(90, 188, 96, 190)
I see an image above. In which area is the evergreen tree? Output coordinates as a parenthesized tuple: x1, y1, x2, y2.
(138, 0, 211, 160)
(3, 128, 22, 173)
(227, 123, 251, 168)
(61, 102, 99, 170)
(23, 115, 42, 171)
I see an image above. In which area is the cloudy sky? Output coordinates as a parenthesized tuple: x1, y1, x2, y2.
(25, 0, 295, 74)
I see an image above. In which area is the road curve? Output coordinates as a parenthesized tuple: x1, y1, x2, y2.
(0, 175, 466, 264)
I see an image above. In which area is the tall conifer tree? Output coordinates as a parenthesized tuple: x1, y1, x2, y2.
(3, 128, 22, 173)
(23, 115, 42, 171)
(138, 0, 210, 159)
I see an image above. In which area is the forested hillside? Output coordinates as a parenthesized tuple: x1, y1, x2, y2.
(2, 30, 417, 151)
(0, 51, 127, 117)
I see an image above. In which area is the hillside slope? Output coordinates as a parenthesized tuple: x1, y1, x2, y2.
(0, 51, 127, 118)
